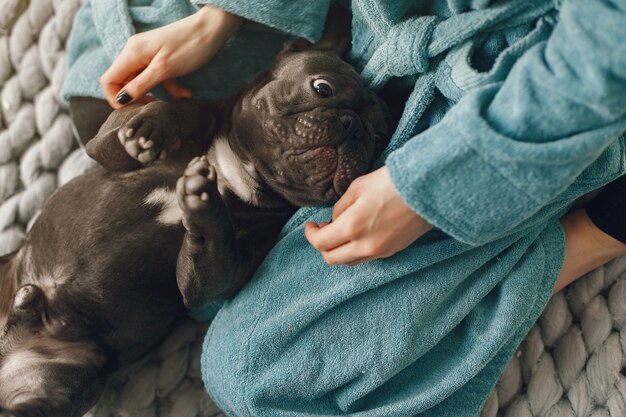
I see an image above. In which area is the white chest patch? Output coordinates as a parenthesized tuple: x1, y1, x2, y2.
(144, 188, 183, 225)
(209, 138, 261, 206)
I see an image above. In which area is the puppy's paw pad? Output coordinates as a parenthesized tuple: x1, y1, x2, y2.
(118, 113, 179, 165)
(177, 157, 221, 226)
(118, 126, 159, 164)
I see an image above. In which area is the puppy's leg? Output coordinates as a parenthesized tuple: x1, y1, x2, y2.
(69, 97, 113, 146)
(175, 157, 256, 307)
(86, 104, 148, 171)
(88, 100, 213, 172)
(88, 101, 181, 171)
(116, 101, 182, 165)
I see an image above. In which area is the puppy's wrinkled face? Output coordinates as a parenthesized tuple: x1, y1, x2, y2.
(0, 280, 106, 417)
(230, 49, 391, 206)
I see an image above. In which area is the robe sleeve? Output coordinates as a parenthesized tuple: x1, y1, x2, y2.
(193, 0, 331, 42)
(386, 0, 626, 245)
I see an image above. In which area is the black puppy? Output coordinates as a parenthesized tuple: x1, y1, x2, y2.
(0, 21, 390, 417)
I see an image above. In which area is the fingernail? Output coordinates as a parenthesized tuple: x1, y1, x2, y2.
(116, 90, 132, 105)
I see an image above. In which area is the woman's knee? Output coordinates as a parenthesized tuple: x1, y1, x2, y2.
(200, 299, 339, 417)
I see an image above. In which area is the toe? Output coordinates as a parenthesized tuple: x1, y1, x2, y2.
(124, 140, 141, 159)
(133, 123, 154, 145)
(185, 175, 209, 195)
(138, 137, 154, 149)
(118, 127, 128, 144)
(207, 165, 217, 182)
(137, 150, 157, 164)
(185, 159, 210, 177)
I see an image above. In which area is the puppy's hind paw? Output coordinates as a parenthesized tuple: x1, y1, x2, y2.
(118, 111, 180, 165)
(176, 156, 222, 230)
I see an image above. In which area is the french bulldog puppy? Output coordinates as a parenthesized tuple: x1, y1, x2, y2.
(0, 13, 390, 417)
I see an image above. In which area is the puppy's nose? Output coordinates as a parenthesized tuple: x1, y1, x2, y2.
(339, 114, 355, 132)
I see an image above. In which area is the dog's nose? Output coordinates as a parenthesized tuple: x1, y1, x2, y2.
(339, 114, 354, 132)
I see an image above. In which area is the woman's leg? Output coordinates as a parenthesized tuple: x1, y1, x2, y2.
(556, 176, 626, 293)
(201, 209, 562, 417)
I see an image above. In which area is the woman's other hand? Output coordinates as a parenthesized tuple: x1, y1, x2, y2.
(305, 166, 433, 266)
(100, 6, 243, 108)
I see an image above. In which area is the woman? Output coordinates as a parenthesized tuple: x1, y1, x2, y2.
(62, 1, 626, 415)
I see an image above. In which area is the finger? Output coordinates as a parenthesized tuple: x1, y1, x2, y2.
(304, 222, 324, 248)
(321, 241, 365, 266)
(101, 49, 150, 108)
(103, 72, 146, 109)
(304, 214, 358, 252)
(114, 62, 168, 107)
(163, 79, 192, 99)
(332, 185, 358, 221)
(322, 234, 397, 265)
(108, 47, 175, 107)
(304, 221, 347, 252)
(102, 80, 127, 109)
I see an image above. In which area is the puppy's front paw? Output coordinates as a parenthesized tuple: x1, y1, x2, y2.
(118, 112, 180, 165)
(176, 156, 222, 231)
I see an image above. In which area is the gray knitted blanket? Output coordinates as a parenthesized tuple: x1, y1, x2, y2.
(1, 1, 625, 416)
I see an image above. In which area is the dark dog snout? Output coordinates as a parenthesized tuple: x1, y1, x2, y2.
(339, 113, 356, 133)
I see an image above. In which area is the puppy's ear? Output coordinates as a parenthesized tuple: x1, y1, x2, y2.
(278, 6, 351, 59)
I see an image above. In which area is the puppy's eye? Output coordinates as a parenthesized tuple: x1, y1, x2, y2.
(312, 79, 334, 97)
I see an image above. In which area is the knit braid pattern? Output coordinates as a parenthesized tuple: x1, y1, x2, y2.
(86, 321, 226, 417)
(0, 0, 97, 255)
(2, 1, 626, 417)
(481, 255, 626, 417)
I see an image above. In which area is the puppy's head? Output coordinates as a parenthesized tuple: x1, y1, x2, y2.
(228, 9, 392, 206)
(0, 255, 107, 417)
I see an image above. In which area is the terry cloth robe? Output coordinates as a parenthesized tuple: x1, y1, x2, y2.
(62, 0, 626, 416)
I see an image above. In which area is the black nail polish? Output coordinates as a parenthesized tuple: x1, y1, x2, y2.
(116, 90, 132, 105)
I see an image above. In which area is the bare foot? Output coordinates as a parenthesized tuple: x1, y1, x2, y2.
(555, 208, 626, 293)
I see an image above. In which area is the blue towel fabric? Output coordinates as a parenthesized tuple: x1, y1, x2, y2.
(62, 0, 626, 416)
(61, 1, 295, 102)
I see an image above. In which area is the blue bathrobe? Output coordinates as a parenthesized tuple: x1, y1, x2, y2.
(62, 0, 626, 416)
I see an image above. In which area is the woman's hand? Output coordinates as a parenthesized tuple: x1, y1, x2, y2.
(305, 166, 433, 266)
(100, 6, 243, 108)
